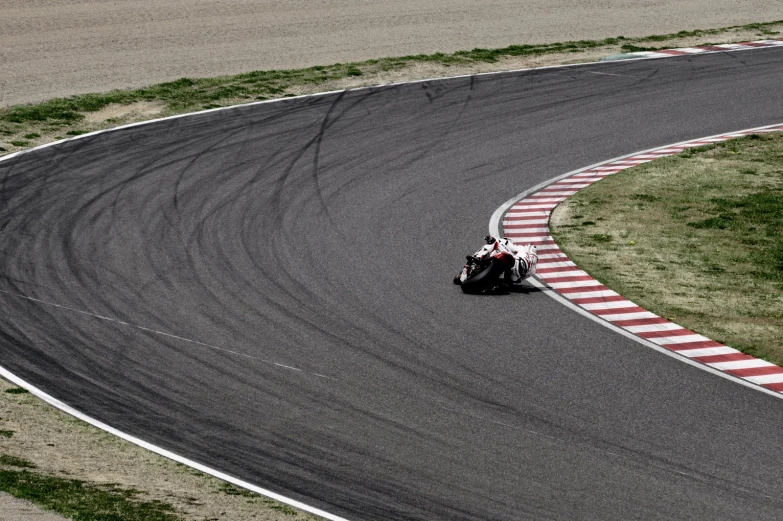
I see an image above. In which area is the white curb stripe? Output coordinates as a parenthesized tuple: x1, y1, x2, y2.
(562, 290, 619, 299)
(649, 334, 710, 345)
(580, 300, 635, 311)
(602, 311, 659, 321)
(623, 323, 683, 334)
(709, 359, 775, 371)
(745, 373, 783, 385)
(674, 346, 738, 357)
(548, 279, 605, 289)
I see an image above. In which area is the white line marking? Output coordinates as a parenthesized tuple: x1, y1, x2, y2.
(601, 311, 659, 321)
(708, 359, 774, 371)
(562, 290, 619, 299)
(623, 323, 683, 334)
(548, 280, 604, 289)
(0, 368, 349, 521)
(273, 363, 303, 371)
(745, 373, 783, 385)
(648, 334, 710, 345)
(580, 300, 634, 311)
(676, 346, 740, 358)
(0, 289, 331, 380)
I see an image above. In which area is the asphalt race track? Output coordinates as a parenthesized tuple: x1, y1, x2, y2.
(1, 49, 783, 520)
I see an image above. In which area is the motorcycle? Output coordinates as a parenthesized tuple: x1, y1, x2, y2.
(453, 238, 516, 294)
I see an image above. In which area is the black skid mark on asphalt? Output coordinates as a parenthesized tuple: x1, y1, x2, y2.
(264, 89, 374, 236)
(420, 80, 453, 104)
(309, 90, 347, 230)
(717, 51, 751, 67)
(390, 77, 477, 173)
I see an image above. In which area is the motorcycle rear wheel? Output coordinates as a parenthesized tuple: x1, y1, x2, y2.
(460, 259, 505, 294)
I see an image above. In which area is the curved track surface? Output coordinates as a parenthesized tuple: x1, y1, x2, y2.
(1, 49, 783, 520)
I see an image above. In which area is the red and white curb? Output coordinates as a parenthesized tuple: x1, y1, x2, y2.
(613, 37, 783, 59)
(492, 123, 783, 398)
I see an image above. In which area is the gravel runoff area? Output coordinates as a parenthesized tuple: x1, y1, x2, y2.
(2, 0, 783, 106)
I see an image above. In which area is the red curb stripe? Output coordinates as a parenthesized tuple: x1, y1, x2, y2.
(536, 265, 578, 274)
(569, 295, 628, 305)
(557, 284, 610, 294)
(557, 178, 601, 184)
(518, 240, 555, 245)
(762, 382, 783, 392)
(592, 305, 646, 315)
(665, 340, 725, 350)
(541, 275, 593, 283)
(691, 353, 757, 364)
(726, 366, 783, 378)
(505, 234, 552, 240)
(612, 317, 669, 327)
(503, 223, 550, 229)
(638, 328, 694, 339)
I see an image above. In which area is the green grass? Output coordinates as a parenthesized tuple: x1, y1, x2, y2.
(0, 454, 37, 468)
(551, 132, 783, 364)
(5, 387, 30, 394)
(0, 430, 15, 438)
(0, 467, 181, 521)
(1, 19, 780, 129)
(218, 482, 299, 515)
(219, 482, 256, 498)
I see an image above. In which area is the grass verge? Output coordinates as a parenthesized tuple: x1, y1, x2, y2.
(1, 20, 782, 156)
(1, 462, 179, 521)
(550, 132, 783, 365)
(0, 378, 318, 521)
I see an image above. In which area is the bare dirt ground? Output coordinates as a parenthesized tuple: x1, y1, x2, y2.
(0, 493, 69, 521)
(0, 378, 318, 521)
(1, 0, 781, 106)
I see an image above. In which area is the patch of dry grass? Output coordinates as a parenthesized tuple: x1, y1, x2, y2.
(1, 21, 781, 157)
(0, 379, 318, 521)
(551, 133, 783, 363)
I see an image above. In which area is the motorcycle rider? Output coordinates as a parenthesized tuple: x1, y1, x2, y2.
(454, 236, 538, 286)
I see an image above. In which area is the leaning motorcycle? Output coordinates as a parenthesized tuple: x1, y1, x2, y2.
(453, 240, 516, 294)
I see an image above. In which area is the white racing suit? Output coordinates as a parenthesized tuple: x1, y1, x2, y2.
(458, 237, 538, 284)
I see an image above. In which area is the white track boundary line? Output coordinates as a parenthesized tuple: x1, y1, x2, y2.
(1, 38, 782, 164)
(0, 363, 351, 521)
(489, 122, 783, 402)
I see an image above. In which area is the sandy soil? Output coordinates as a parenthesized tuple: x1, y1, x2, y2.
(0, 378, 317, 521)
(0, 493, 69, 521)
(1, 0, 781, 106)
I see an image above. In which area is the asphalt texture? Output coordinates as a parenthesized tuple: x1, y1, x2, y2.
(1, 49, 783, 520)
